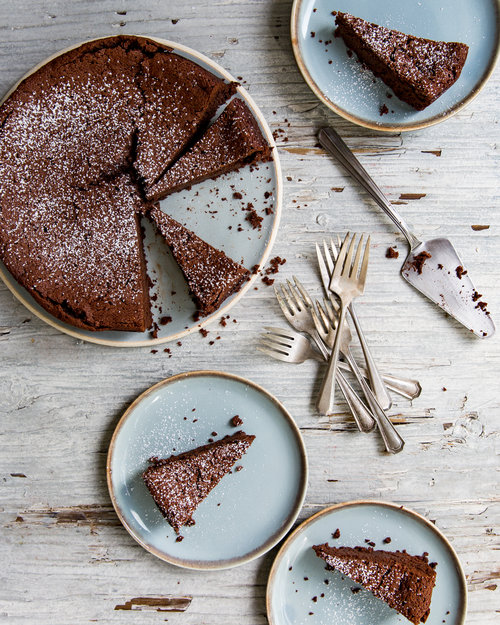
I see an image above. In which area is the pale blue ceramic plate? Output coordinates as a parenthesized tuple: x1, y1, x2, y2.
(291, 0, 500, 131)
(107, 371, 308, 569)
(0, 37, 282, 346)
(267, 501, 467, 625)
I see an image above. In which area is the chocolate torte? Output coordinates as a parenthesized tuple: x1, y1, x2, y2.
(0, 35, 268, 332)
(313, 544, 436, 624)
(334, 12, 469, 110)
(147, 97, 271, 201)
(143, 431, 255, 532)
(149, 206, 250, 316)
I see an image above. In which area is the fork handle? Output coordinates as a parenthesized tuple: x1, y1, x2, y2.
(345, 350, 404, 454)
(317, 304, 347, 415)
(348, 304, 392, 410)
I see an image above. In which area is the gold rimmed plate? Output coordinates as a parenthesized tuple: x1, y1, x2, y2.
(291, 0, 500, 131)
(107, 371, 308, 570)
(0, 36, 282, 346)
(267, 501, 467, 625)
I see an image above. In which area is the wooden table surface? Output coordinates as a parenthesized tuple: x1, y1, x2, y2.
(1, 1, 499, 623)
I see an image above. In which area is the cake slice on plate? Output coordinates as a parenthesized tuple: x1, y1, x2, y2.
(313, 543, 437, 624)
(143, 431, 255, 533)
(148, 206, 250, 316)
(147, 98, 271, 202)
(333, 11, 469, 110)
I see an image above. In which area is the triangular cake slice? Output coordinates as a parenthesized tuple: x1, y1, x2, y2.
(136, 49, 236, 191)
(143, 431, 255, 532)
(149, 206, 250, 316)
(313, 544, 436, 624)
(147, 98, 271, 202)
(334, 11, 469, 110)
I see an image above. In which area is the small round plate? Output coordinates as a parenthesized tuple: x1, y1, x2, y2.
(267, 501, 467, 625)
(107, 371, 308, 570)
(0, 36, 282, 346)
(291, 0, 500, 131)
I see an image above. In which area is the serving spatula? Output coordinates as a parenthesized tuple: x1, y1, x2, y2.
(318, 127, 495, 339)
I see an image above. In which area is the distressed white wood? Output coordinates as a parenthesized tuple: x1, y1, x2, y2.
(0, 1, 499, 623)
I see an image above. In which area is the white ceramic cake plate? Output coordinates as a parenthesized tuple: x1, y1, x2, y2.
(106, 371, 308, 570)
(291, 0, 500, 131)
(267, 501, 467, 625)
(0, 36, 282, 346)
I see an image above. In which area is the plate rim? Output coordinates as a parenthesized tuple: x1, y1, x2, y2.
(290, 0, 500, 132)
(0, 35, 283, 347)
(106, 369, 309, 570)
(266, 499, 468, 625)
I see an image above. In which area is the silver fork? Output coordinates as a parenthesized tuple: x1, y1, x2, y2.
(292, 278, 421, 401)
(317, 238, 392, 410)
(258, 325, 421, 400)
(314, 298, 404, 454)
(317, 232, 369, 416)
(274, 284, 375, 432)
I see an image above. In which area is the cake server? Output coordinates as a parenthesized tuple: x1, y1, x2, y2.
(318, 127, 495, 339)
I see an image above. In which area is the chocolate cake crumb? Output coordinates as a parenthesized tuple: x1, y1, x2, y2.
(455, 265, 467, 279)
(351, 587, 361, 594)
(289, 566, 293, 571)
(233, 191, 243, 199)
(265, 256, 286, 275)
(160, 316, 172, 325)
(211, 431, 218, 436)
(430, 562, 438, 569)
(472, 291, 482, 302)
(304, 577, 309, 581)
(150, 349, 158, 354)
(332, 528, 341, 539)
(437, 263, 443, 270)
(262, 276, 274, 286)
(231, 415, 243, 427)
(409, 251, 432, 274)
(383, 537, 392, 544)
(442, 387, 447, 391)
(380, 103, 389, 116)
(176, 535, 184, 542)
(386, 246, 399, 258)
(312, 596, 318, 602)
(246, 208, 263, 230)
(199, 328, 209, 337)
(310, 32, 315, 38)
(235, 465, 243, 472)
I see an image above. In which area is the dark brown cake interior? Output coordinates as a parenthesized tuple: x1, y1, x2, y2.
(143, 431, 255, 532)
(334, 11, 469, 110)
(313, 543, 436, 624)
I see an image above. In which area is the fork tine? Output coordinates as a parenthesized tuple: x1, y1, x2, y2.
(322, 297, 338, 328)
(286, 279, 303, 311)
(350, 234, 364, 278)
(358, 235, 371, 289)
(274, 285, 291, 316)
(310, 301, 327, 336)
(323, 240, 335, 274)
(279, 283, 298, 314)
(344, 232, 358, 277)
(260, 335, 292, 351)
(293, 276, 313, 308)
(315, 300, 330, 333)
(263, 326, 298, 340)
(332, 232, 351, 278)
(316, 242, 331, 291)
(327, 238, 337, 264)
(257, 346, 292, 364)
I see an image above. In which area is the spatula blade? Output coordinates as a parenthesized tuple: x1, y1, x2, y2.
(401, 238, 495, 338)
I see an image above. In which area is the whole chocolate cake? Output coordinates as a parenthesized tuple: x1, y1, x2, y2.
(148, 97, 271, 201)
(313, 543, 437, 624)
(0, 35, 270, 332)
(143, 431, 255, 533)
(149, 206, 250, 316)
(334, 12, 469, 110)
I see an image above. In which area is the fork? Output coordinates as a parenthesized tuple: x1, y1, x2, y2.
(313, 300, 404, 453)
(258, 325, 421, 400)
(316, 238, 392, 410)
(317, 232, 369, 415)
(258, 327, 377, 432)
(274, 283, 375, 432)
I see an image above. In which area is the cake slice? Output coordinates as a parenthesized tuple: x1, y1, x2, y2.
(149, 206, 250, 316)
(135, 50, 236, 191)
(147, 98, 271, 202)
(334, 11, 469, 110)
(313, 544, 436, 624)
(143, 431, 255, 532)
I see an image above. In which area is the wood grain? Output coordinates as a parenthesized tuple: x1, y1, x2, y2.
(0, 1, 499, 623)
